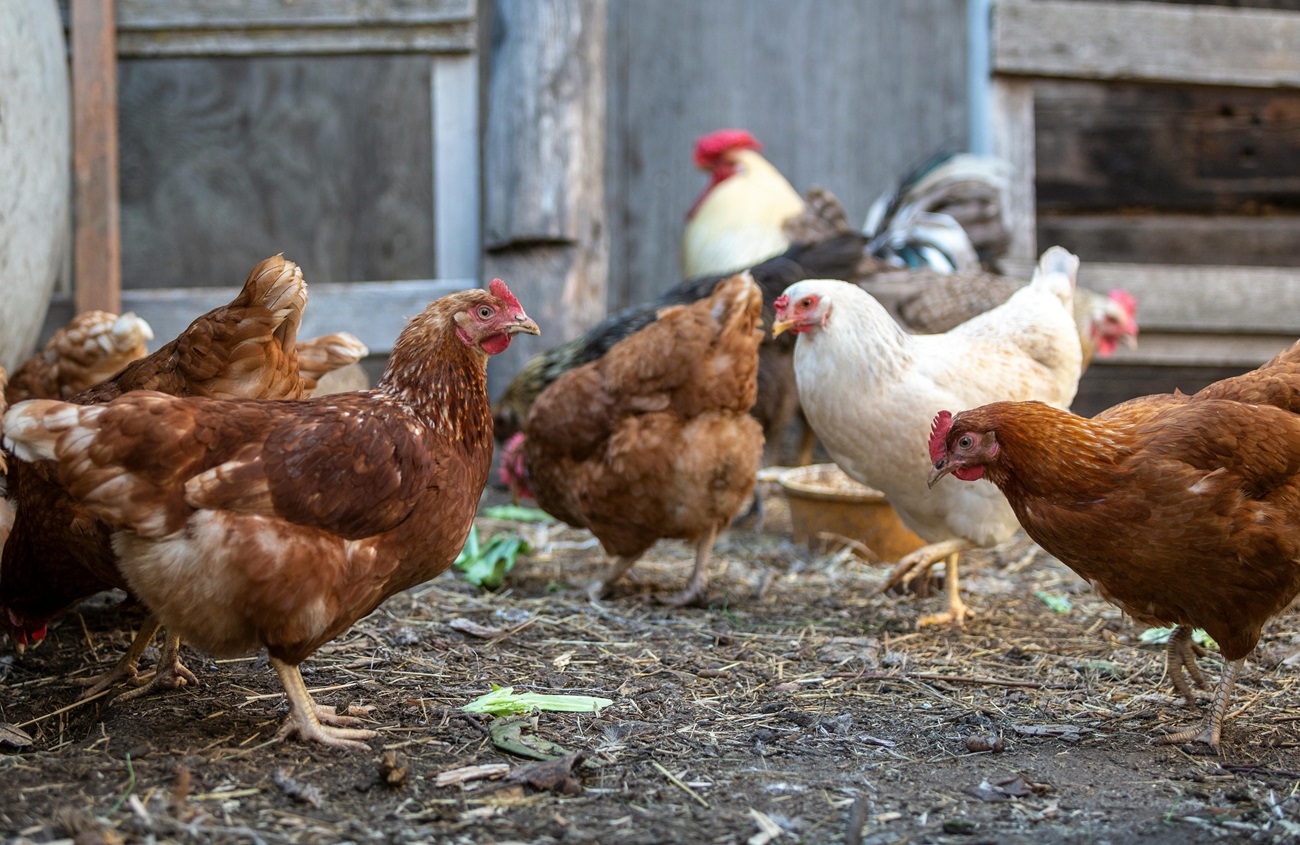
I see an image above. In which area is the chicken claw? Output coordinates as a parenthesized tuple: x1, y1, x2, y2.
(1165, 625, 1208, 706)
(77, 616, 161, 699)
(271, 657, 376, 751)
(875, 541, 972, 626)
(1156, 659, 1241, 754)
(587, 555, 641, 602)
(113, 631, 198, 703)
(656, 529, 718, 608)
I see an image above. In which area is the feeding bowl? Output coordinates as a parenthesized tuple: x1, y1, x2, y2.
(778, 463, 925, 561)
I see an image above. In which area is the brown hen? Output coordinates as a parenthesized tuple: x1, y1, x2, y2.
(3, 280, 538, 750)
(0, 256, 317, 696)
(521, 273, 764, 606)
(928, 340, 1300, 750)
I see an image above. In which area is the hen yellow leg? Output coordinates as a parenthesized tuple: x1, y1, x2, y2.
(1157, 658, 1241, 753)
(917, 552, 973, 627)
(271, 657, 377, 750)
(587, 554, 641, 601)
(659, 526, 718, 608)
(77, 616, 162, 699)
(114, 630, 198, 702)
(1165, 625, 1208, 706)
(875, 539, 972, 624)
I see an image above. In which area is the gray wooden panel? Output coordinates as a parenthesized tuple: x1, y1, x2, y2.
(606, 0, 969, 310)
(994, 0, 1300, 88)
(1040, 214, 1300, 268)
(117, 56, 434, 290)
(112, 0, 476, 56)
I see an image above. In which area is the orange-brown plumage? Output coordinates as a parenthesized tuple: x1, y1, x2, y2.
(3, 280, 538, 749)
(929, 341, 1300, 749)
(522, 273, 764, 605)
(0, 256, 312, 655)
(4, 311, 154, 404)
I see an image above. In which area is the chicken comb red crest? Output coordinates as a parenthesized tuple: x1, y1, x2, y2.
(929, 410, 954, 462)
(1108, 288, 1137, 319)
(693, 129, 761, 167)
(489, 278, 521, 312)
(773, 293, 790, 317)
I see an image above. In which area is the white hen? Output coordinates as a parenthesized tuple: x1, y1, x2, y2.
(774, 246, 1083, 625)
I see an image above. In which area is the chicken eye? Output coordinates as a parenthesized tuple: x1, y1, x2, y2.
(801, 298, 813, 308)
(478, 306, 494, 320)
(958, 435, 973, 449)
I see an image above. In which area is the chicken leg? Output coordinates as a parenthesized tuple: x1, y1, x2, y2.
(77, 615, 196, 701)
(1165, 625, 1208, 706)
(271, 657, 377, 750)
(587, 554, 642, 602)
(1157, 658, 1242, 753)
(875, 539, 973, 626)
(114, 630, 198, 702)
(658, 526, 719, 608)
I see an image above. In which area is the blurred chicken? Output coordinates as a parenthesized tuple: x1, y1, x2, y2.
(0, 256, 348, 699)
(928, 339, 1300, 750)
(517, 273, 764, 606)
(3, 280, 537, 749)
(879, 273, 1139, 371)
(295, 333, 370, 396)
(775, 247, 1083, 625)
(5, 311, 154, 404)
(681, 129, 805, 279)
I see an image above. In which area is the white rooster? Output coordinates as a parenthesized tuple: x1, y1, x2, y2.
(773, 247, 1083, 625)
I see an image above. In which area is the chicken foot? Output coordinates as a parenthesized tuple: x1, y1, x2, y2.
(1157, 658, 1242, 753)
(587, 554, 642, 602)
(874, 539, 973, 626)
(271, 657, 377, 750)
(113, 630, 198, 703)
(658, 526, 718, 608)
(1165, 625, 1209, 706)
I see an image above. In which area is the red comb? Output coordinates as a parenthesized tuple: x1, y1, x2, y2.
(1108, 288, 1137, 318)
(773, 293, 790, 317)
(489, 278, 521, 311)
(693, 129, 761, 167)
(929, 411, 954, 462)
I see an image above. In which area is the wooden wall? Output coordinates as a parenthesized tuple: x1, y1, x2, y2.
(605, 0, 971, 310)
(118, 56, 435, 290)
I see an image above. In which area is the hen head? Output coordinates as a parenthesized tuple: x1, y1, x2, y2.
(453, 279, 541, 355)
(927, 409, 999, 487)
(1090, 289, 1139, 358)
(2, 608, 47, 654)
(498, 431, 534, 503)
(771, 285, 831, 337)
(693, 128, 761, 171)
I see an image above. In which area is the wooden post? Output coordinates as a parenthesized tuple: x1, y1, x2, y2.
(481, 0, 608, 398)
(72, 0, 121, 314)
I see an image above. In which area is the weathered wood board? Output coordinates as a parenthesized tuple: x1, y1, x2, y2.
(605, 0, 970, 311)
(1039, 214, 1300, 268)
(117, 56, 435, 290)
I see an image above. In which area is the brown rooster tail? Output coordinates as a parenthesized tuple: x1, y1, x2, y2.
(295, 333, 369, 384)
(710, 272, 763, 334)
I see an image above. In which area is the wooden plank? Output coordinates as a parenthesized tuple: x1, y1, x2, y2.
(433, 54, 480, 280)
(117, 57, 434, 290)
(483, 0, 609, 398)
(71, 0, 121, 314)
(606, 0, 969, 311)
(117, 0, 475, 28)
(993, 0, 1300, 89)
(990, 77, 1036, 264)
(40, 279, 472, 357)
(1039, 213, 1300, 268)
(1003, 259, 1300, 334)
(1034, 79, 1300, 214)
(113, 0, 476, 56)
(1102, 332, 1297, 368)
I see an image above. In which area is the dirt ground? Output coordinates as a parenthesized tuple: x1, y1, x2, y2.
(5, 481, 1300, 845)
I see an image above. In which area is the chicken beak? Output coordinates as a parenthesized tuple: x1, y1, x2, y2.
(507, 316, 541, 337)
(927, 460, 955, 489)
(771, 318, 795, 338)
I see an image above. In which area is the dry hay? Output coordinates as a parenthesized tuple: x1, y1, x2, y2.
(2, 488, 1300, 844)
